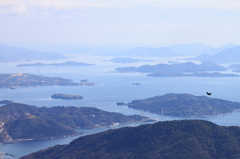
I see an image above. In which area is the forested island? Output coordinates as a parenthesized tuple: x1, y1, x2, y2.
(109, 57, 154, 63)
(128, 93, 240, 117)
(17, 61, 95, 67)
(0, 73, 93, 88)
(148, 72, 239, 77)
(21, 120, 240, 159)
(51, 94, 84, 100)
(115, 61, 226, 73)
(115, 61, 239, 77)
(0, 103, 152, 144)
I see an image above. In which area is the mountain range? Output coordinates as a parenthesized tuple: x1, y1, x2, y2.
(1, 42, 237, 58)
(0, 44, 67, 62)
(184, 46, 240, 64)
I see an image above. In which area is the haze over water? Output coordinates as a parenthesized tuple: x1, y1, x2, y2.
(1, 55, 240, 158)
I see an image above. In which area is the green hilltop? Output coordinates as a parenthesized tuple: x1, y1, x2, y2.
(21, 120, 240, 159)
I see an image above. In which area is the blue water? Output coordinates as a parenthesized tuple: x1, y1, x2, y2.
(1, 58, 240, 158)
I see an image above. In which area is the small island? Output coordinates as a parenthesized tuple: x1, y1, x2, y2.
(116, 102, 128, 106)
(51, 94, 83, 100)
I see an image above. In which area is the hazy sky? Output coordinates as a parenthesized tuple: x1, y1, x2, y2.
(0, 0, 240, 47)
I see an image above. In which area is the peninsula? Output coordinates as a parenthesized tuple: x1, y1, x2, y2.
(17, 61, 95, 67)
(0, 73, 94, 88)
(0, 103, 152, 144)
(128, 93, 240, 117)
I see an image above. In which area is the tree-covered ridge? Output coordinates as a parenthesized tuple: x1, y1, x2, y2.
(0, 103, 150, 144)
(21, 120, 240, 159)
(0, 73, 83, 88)
(128, 93, 240, 117)
(17, 61, 95, 67)
(5, 115, 74, 140)
(115, 61, 226, 73)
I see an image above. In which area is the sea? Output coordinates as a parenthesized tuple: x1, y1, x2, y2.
(1, 55, 240, 158)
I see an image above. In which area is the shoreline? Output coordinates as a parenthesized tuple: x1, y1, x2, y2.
(0, 119, 154, 145)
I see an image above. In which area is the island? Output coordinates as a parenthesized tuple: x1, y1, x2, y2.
(109, 57, 154, 63)
(51, 94, 83, 100)
(128, 93, 240, 117)
(116, 102, 128, 106)
(0, 103, 153, 144)
(115, 61, 227, 73)
(147, 72, 239, 77)
(115, 61, 240, 77)
(17, 61, 95, 67)
(0, 73, 94, 88)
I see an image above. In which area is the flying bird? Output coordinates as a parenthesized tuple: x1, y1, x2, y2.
(206, 92, 211, 95)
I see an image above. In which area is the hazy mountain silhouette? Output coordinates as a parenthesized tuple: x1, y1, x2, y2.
(0, 44, 67, 62)
(208, 46, 240, 63)
(167, 43, 213, 56)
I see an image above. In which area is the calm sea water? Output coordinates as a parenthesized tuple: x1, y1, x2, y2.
(1, 56, 240, 158)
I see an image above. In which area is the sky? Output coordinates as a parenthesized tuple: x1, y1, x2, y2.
(0, 0, 240, 47)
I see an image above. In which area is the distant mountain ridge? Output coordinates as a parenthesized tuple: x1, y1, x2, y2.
(1, 42, 237, 58)
(0, 44, 67, 62)
(208, 46, 240, 63)
(21, 120, 240, 159)
(167, 43, 213, 55)
(184, 46, 240, 63)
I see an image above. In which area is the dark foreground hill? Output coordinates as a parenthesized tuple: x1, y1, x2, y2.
(128, 93, 240, 117)
(22, 120, 240, 159)
(0, 103, 150, 144)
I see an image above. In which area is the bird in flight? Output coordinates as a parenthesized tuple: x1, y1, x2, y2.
(206, 92, 211, 95)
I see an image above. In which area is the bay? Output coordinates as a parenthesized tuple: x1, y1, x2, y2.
(1, 57, 240, 158)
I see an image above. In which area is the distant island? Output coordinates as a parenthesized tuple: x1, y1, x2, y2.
(116, 102, 128, 106)
(21, 120, 240, 159)
(128, 93, 240, 117)
(109, 57, 154, 63)
(51, 94, 83, 100)
(147, 72, 239, 77)
(115, 61, 227, 73)
(0, 103, 152, 144)
(0, 73, 94, 88)
(115, 61, 239, 77)
(17, 61, 95, 67)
